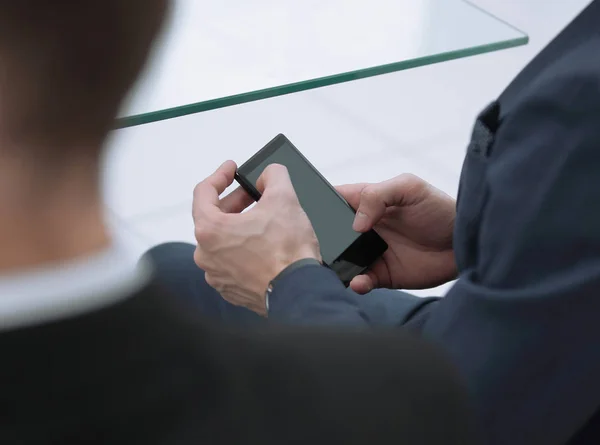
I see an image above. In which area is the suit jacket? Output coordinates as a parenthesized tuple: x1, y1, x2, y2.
(268, 1, 600, 444)
(0, 277, 472, 445)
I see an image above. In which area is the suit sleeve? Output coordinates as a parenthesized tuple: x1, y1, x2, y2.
(267, 264, 373, 325)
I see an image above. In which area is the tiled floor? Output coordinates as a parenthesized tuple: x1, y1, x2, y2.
(102, 0, 592, 297)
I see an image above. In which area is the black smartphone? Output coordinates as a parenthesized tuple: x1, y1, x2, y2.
(235, 134, 388, 285)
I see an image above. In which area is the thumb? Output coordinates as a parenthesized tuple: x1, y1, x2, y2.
(352, 174, 422, 232)
(352, 184, 388, 232)
(255, 164, 297, 201)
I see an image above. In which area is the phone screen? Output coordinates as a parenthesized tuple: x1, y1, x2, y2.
(241, 140, 360, 265)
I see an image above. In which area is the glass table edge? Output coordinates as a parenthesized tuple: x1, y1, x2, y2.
(116, 35, 528, 130)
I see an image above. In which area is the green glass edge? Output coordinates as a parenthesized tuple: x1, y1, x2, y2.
(116, 35, 528, 130)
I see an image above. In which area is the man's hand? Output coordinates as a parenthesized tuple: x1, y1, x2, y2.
(337, 174, 457, 294)
(192, 161, 321, 316)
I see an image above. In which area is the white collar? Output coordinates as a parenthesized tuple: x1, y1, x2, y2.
(0, 244, 152, 331)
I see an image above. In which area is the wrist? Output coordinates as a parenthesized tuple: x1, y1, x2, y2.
(270, 247, 321, 282)
(252, 248, 320, 316)
(271, 257, 323, 283)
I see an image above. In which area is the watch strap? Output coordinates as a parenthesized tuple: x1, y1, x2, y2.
(265, 258, 322, 312)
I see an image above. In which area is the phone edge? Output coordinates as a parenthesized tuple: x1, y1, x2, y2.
(234, 171, 262, 201)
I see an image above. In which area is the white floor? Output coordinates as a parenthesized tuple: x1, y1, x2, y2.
(103, 0, 592, 297)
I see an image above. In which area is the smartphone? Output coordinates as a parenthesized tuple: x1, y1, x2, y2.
(235, 134, 388, 285)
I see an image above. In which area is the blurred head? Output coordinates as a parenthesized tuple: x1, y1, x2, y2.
(0, 1, 169, 158)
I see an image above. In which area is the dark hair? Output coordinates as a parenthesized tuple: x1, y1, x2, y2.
(0, 1, 168, 152)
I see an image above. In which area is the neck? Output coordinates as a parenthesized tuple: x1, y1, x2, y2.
(0, 154, 110, 274)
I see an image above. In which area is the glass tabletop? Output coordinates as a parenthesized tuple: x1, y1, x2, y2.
(117, 0, 527, 129)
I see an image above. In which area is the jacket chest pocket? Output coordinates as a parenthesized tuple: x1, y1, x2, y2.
(454, 101, 500, 272)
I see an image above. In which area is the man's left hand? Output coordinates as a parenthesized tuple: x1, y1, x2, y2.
(192, 160, 321, 316)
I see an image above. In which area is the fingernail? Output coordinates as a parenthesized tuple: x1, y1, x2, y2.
(353, 212, 369, 231)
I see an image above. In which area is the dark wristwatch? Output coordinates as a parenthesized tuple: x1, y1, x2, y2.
(265, 258, 322, 313)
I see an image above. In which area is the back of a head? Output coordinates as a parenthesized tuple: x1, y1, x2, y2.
(0, 1, 168, 154)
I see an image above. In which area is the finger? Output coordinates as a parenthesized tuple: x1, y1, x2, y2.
(349, 271, 379, 294)
(353, 174, 424, 232)
(335, 183, 369, 210)
(194, 246, 209, 271)
(193, 160, 237, 218)
(255, 164, 297, 200)
(219, 186, 255, 213)
(349, 275, 373, 294)
(204, 272, 218, 290)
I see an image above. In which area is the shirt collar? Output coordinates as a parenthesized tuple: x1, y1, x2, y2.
(0, 243, 152, 331)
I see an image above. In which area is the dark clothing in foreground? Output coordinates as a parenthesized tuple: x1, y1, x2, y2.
(1, 270, 472, 445)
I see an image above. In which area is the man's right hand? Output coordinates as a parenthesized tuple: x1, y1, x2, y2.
(337, 174, 457, 294)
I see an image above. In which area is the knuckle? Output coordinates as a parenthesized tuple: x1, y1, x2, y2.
(193, 248, 206, 269)
(396, 173, 422, 189)
(398, 172, 418, 182)
(204, 272, 217, 288)
(396, 173, 426, 196)
(360, 186, 380, 203)
(194, 224, 216, 245)
(194, 248, 208, 270)
(193, 182, 204, 197)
